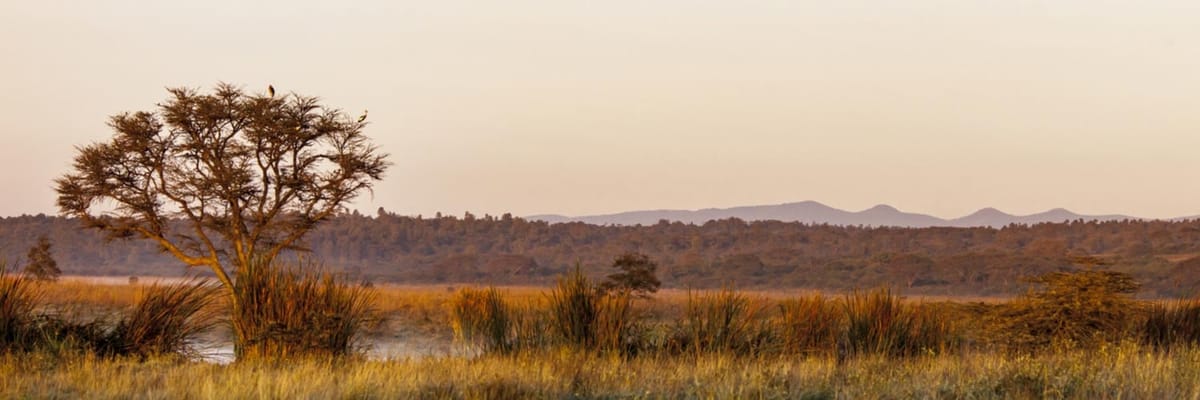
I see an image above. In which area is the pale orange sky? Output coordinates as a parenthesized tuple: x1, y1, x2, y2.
(2, 1, 1198, 219)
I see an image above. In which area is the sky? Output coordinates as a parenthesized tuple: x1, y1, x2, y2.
(2, 1, 1199, 220)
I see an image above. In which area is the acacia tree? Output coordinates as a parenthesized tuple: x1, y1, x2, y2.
(55, 83, 389, 293)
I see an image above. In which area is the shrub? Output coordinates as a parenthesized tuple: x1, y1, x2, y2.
(450, 287, 513, 354)
(996, 270, 1141, 352)
(231, 261, 378, 360)
(1142, 298, 1200, 351)
(777, 293, 842, 356)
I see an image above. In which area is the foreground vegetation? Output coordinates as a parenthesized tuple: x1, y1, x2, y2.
(7, 267, 1200, 398)
(3, 344, 1200, 399)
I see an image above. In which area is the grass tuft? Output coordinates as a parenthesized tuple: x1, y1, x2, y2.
(231, 260, 379, 361)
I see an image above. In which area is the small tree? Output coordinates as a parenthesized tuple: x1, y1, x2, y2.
(55, 83, 389, 296)
(24, 236, 60, 281)
(600, 252, 662, 298)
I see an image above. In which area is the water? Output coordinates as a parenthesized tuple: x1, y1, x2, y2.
(195, 336, 465, 364)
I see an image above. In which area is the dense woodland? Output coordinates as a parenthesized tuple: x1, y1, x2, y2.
(2, 210, 1200, 297)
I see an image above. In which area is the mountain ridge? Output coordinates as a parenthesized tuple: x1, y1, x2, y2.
(527, 201, 1165, 228)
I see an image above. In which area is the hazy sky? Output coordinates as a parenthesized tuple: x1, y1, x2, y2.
(2, 1, 1199, 219)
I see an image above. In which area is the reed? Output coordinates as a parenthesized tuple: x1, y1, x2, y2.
(1143, 298, 1200, 351)
(230, 261, 378, 361)
(0, 266, 42, 351)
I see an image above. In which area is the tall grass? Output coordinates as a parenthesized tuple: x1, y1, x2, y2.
(8, 343, 1200, 399)
(843, 287, 956, 358)
(449, 287, 513, 354)
(231, 261, 378, 360)
(103, 279, 221, 358)
(0, 266, 41, 351)
(675, 288, 770, 356)
(547, 267, 636, 353)
(3, 268, 220, 358)
(1143, 298, 1200, 351)
(776, 293, 842, 356)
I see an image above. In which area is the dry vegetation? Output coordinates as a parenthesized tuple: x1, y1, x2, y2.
(7, 269, 1200, 398)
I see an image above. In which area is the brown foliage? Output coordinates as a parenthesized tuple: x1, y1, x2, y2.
(54, 83, 389, 288)
(995, 270, 1141, 351)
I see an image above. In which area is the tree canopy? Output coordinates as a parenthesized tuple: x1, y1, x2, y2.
(55, 83, 389, 288)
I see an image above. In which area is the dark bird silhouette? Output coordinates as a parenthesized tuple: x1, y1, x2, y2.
(268, 85, 275, 97)
(357, 110, 368, 123)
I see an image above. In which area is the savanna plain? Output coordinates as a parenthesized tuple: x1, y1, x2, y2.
(4, 266, 1200, 399)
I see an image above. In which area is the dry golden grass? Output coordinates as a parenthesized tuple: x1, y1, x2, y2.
(3, 343, 1200, 399)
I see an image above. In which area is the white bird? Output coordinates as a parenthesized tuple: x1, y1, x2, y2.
(268, 85, 275, 97)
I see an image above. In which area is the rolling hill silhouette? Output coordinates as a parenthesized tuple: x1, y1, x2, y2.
(529, 201, 1146, 228)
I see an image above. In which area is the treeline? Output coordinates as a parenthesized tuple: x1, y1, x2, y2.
(2, 211, 1200, 296)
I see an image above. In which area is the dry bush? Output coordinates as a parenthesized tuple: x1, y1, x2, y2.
(231, 261, 379, 361)
(995, 270, 1141, 352)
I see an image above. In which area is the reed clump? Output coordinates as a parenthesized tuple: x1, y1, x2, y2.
(449, 287, 513, 353)
(546, 267, 637, 353)
(1142, 298, 1200, 351)
(0, 267, 42, 352)
(231, 261, 379, 361)
(672, 287, 771, 356)
(3, 268, 220, 358)
(103, 279, 221, 358)
(843, 287, 958, 358)
(776, 293, 842, 356)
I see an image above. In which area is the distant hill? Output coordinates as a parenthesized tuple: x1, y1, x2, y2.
(529, 201, 1148, 228)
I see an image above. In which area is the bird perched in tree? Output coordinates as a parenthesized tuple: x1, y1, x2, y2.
(358, 110, 368, 123)
(268, 85, 275, 97)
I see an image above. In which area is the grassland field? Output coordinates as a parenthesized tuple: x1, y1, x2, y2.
(4, 275, 1200, 399)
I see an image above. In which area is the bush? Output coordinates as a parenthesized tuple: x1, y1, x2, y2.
(996, 270, 1141, 352)
(231, 261, 379, 360)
